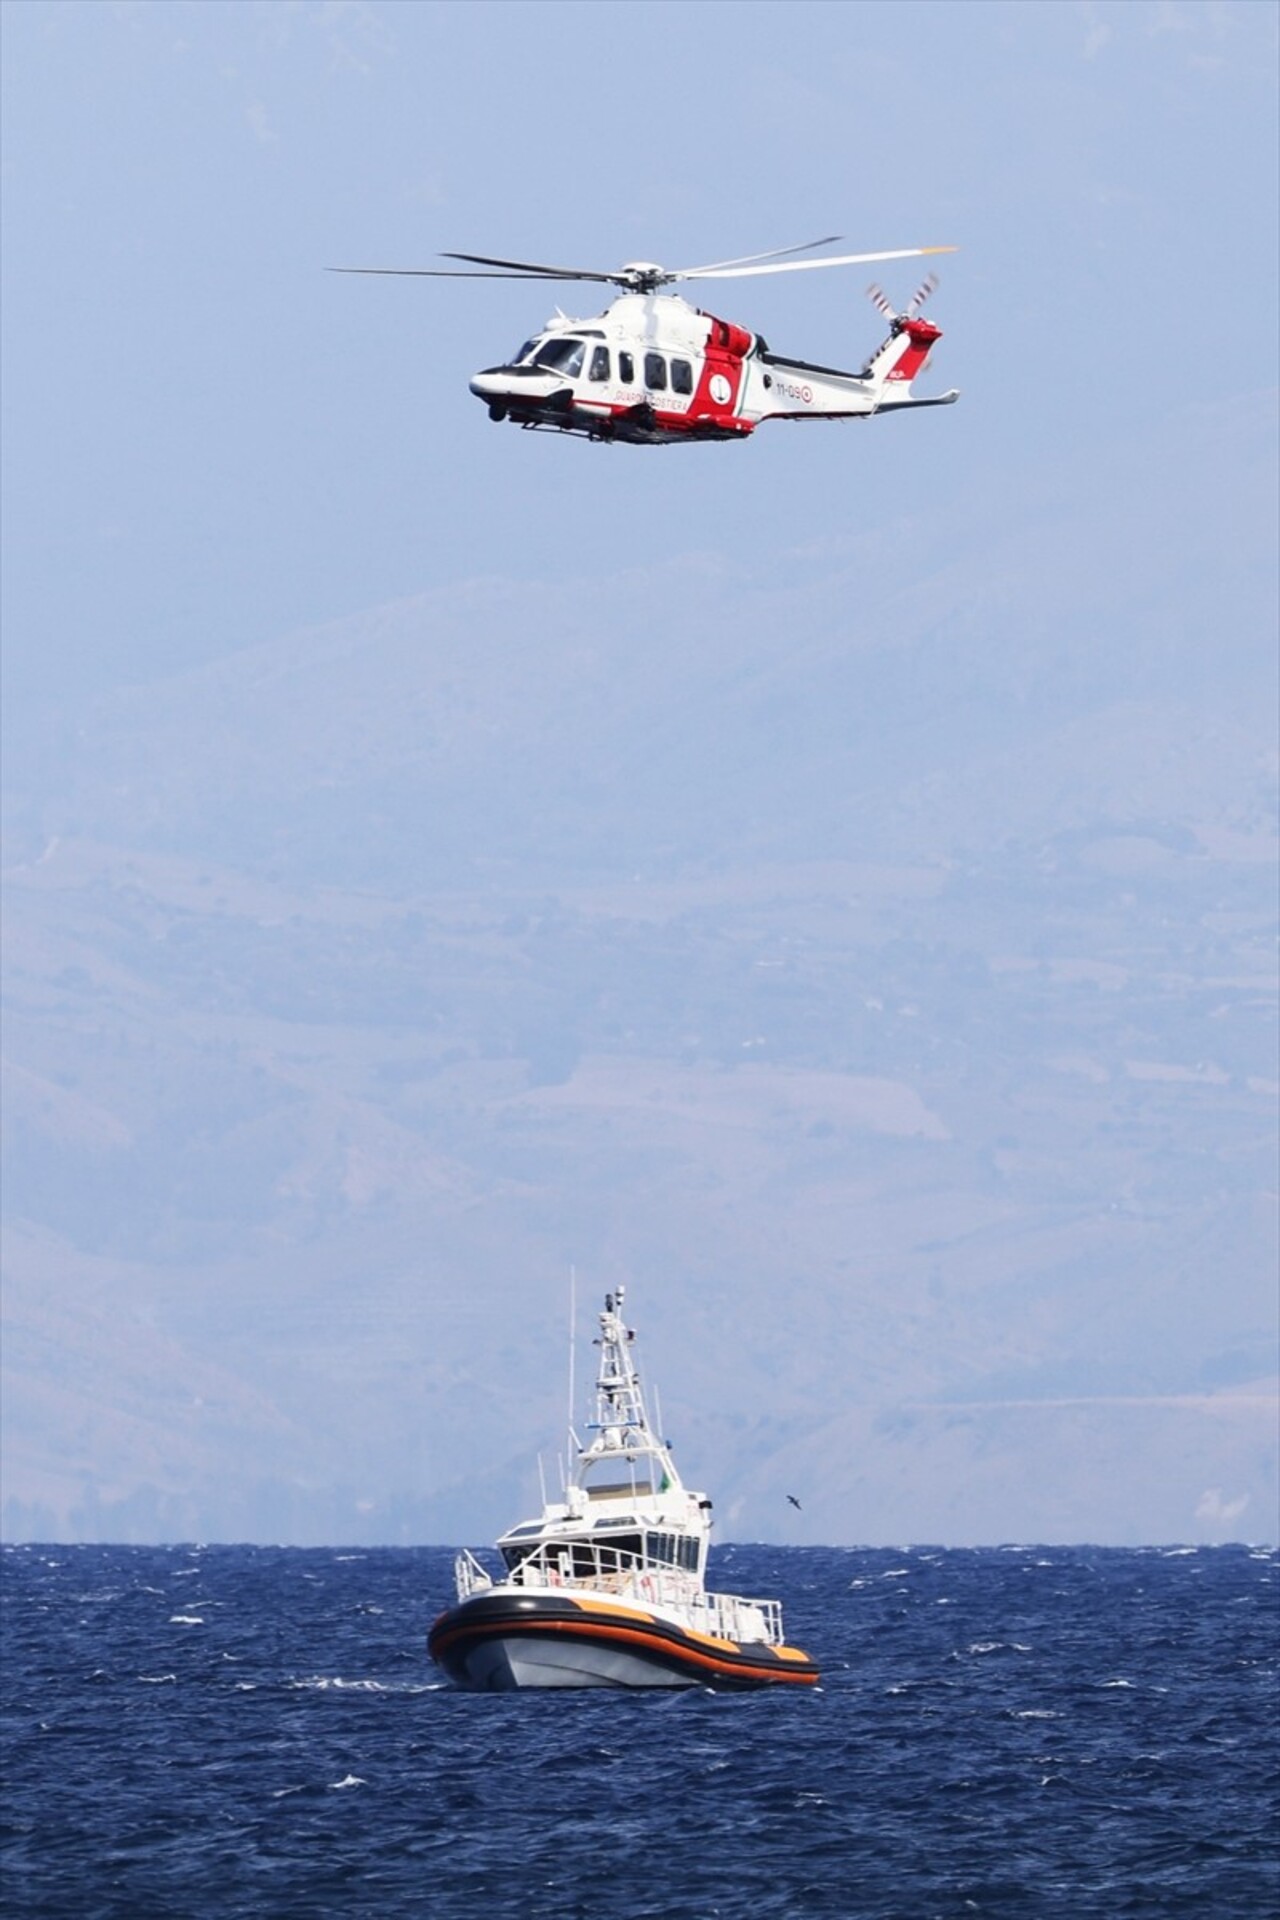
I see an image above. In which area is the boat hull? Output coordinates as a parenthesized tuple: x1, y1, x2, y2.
(428, 1590, 819, 1692)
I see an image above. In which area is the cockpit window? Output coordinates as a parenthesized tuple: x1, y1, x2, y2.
(588, 345, 611, 383)
(533, 338, 586, 377)
(513, 339, 538, 364)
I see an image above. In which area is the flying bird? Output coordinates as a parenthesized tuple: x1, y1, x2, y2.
(787, 1495, 802, 1511)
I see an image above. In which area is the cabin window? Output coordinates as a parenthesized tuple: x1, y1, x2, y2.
(670, 358, 694, 396)
(680, 1537, 699, 1571)
(533, 338, 586, 377)
(588, 345, 611, 383)
(644, 1532, 683, 1567)
(644, 352, 667, 392)
(618, 350, 635, 384)
(591, 1534, 643, 1577)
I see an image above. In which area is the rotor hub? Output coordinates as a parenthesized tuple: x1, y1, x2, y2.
(619, 261, 669, 292)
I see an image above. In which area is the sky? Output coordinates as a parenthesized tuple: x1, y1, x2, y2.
(4, 0, 1275, 713)
(1, 0, 1277, 1547)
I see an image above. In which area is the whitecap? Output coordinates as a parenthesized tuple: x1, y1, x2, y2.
(138, 1673, 177, 1684)
(272, 1785, 307, 1800)
(1012, 1709, 1059, 1719)
(288, 1676, 387, 1692)
(1100, 1678, 1136, 1688)
(169, 1614, 204, 1626)
(329, 1774, 366, 1790)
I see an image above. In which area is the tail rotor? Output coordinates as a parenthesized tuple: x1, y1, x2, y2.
(866, 271, 939, 330)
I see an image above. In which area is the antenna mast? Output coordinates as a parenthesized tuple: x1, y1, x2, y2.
(567, 1265, 578, 1453)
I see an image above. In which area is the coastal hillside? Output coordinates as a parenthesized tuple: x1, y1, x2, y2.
(3, 398, 1276, 1546)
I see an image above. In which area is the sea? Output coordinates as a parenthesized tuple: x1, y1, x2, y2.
(1, 1542, 1275, 1919)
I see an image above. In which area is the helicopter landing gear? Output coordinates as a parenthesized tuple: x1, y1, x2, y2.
(488, 403, 507, 422)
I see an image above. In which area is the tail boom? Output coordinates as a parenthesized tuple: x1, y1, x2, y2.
(746, 314, 956, 423)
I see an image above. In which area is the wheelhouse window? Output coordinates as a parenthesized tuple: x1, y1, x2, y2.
(561, 1535, 642, 1579)
(644, 351, 667, 392)
(618, 350, 635, 384)
(533, 338, 586, 377)
(670, 358, 694, 396)
(588, 345, 611, 383)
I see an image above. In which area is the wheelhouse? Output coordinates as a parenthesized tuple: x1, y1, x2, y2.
(499, 1527, 703, 1582)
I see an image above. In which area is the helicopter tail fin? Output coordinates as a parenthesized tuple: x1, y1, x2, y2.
(865, 317, 943, 396)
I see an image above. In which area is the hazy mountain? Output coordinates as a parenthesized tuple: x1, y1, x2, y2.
(2, 398, 1276, 1546)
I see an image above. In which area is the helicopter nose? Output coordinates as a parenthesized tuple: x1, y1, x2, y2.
(468, 366, 573, 414)
(469, 368, 513, 400)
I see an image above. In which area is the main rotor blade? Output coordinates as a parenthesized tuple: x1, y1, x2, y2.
(329, 267, 612, 281)
(441, 250, 619, 282)
(681, 245, 956, 282)
(671, 235, 842, 277)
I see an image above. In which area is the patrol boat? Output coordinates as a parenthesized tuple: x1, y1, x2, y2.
(428, 1287, 819, 1690)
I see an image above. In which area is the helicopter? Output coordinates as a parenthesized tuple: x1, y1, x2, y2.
(333, 237, 959, 446)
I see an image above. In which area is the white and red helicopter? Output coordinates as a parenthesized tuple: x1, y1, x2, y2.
(335, 237, 958, 446)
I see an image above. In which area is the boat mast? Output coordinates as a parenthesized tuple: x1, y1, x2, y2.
(579, 1286, 681, 1492)
(566, 1264, 579, 1460)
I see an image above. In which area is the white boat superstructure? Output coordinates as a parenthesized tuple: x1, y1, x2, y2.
(428, 1288, 817, 1690)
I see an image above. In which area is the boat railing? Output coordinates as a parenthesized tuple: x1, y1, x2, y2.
(454, 1548, 494, 1601)
(696, 1589, 785, 1648)
(495, 1538, 785, 1646)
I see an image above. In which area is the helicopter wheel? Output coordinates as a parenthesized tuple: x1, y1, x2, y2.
(488, 403, 507, 422)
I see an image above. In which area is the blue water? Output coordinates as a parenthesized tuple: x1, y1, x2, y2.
(2, 1543, 1275, 1918)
